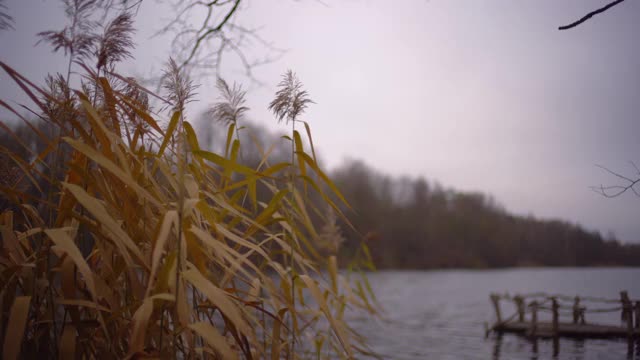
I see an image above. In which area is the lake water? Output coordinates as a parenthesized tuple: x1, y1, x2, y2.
(348, 268, 640, 359)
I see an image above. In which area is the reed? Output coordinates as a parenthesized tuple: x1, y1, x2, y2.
(0, 3, 378, 359)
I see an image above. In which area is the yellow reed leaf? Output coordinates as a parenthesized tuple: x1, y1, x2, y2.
(271, 308, 288, 360)
(63, 138, 161, 208)
(182, 267, 252, 338)
(2, 296, 31, 360)
(158, 110, 180, 156)
(46, 228, 98, 301)
(189, 321, 238, 360)
(63, 182, 148, 269)
(59, 325, 77, 359)
(56, 299, 111, 313)
(129, 293, 174, 355)
(299, 275, 353, 358)
(146, 210, 177, 296)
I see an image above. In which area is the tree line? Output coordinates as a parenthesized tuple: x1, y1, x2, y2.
(3, 114, 639, 269)
(332, 160, 640, 268)
(192, 116, 640, 269)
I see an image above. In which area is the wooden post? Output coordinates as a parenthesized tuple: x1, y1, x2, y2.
(634, 301, 640, 330)
(626, 300, 635, 353)
(490, 294, 502, 324)
(530, 301, 538, 337)
(515, 296, 525, 322)
(552, 297, 559, 337)
(625, 301, 633, 355)
(621, 291, 631, 327)
(627, 302, 634, 339)
(573, 296, 581, 324)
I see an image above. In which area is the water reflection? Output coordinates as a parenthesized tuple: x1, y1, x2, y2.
(350, 269, 640, 359)
(628, 339, 640, 359)
(492, 333, 502, 360)
(489, 334, 640, 360)
(530, 338, 537, 360)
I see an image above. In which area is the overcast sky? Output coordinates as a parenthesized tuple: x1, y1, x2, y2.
(1, 0, 640, 242)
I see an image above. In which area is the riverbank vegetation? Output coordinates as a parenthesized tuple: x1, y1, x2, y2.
(0, 2, 377, 358)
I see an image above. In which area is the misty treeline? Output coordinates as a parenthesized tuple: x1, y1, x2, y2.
(197, 117, 640, 269)
(191, 117, 640, 269)
(5, 114, 636, 270)
(331, 161, 640, 269)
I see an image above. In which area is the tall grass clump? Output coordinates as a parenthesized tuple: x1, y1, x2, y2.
(0, 3, 378, 359)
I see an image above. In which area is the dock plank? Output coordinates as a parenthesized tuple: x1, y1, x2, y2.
(493, 321, 638, 339)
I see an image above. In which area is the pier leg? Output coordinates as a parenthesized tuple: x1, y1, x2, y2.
(515, 296, 525, 322)
(490, 294, 502, 324)
(552, 297, 559, 338)
(530, 301, 538, 338)
(623, 296, 635, 357)
(551, 297, 560, 357)
(621, 291, 631, 326)
(634, 301, 640, 330)
(492, 333, 503, 360)
(573, 296, 580, 324)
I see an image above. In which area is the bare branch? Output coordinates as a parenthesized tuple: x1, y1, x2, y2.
(0, 0, 14, 31)
(151, 0, 285, 83)
(558, 0, 625, 30)
(592, 164, 640, 198)
(182, 0, 241, 68)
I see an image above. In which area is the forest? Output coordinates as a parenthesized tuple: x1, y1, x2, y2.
(332, 160, 640, 269)
(126, 117, 640, 269)
(205, 119, 640, 269)
(3, 112, 638, 273)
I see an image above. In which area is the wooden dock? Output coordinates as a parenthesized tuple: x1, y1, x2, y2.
(493, 320, 639, 339)
(489, 291, 640, 340)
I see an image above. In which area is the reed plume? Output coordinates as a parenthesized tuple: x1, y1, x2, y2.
(38, 0, 98, 77)
(269, 70, 313, 124)
(209, 77, 248, 126)
(95, 11, 135, 71)
(161, 57, 197, 112)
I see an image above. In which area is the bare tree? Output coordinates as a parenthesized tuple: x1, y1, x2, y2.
(152, 0, 284, 82)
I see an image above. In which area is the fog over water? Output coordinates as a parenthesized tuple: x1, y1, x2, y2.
(1, 0, 640, 241)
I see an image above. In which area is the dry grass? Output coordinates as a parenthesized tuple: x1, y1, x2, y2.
(0, 4, 378, 358)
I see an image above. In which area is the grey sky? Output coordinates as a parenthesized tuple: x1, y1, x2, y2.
(1, 0, 640, 242)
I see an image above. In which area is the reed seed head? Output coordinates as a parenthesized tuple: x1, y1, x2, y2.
(209, 77, 249, 125)
(269, 70, 313, 124)
(96, 11, 135, 70)
(161, 57, 197, 112)
(37, 0, 98, 59)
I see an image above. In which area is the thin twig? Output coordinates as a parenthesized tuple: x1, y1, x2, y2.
(592, 164, 640, 198)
